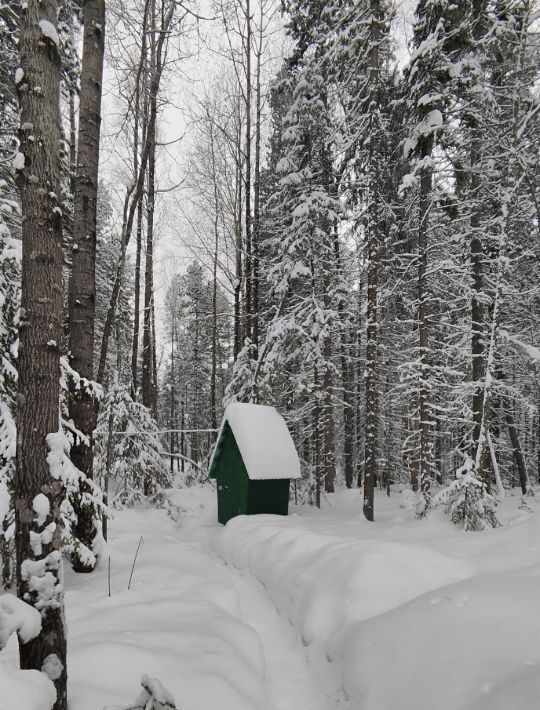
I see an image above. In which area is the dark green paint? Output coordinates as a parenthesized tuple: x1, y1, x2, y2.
(209, 423, 291, 525)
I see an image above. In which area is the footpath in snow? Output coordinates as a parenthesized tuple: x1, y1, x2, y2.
(2, 485, 539, 710)
(66, 489, 325, 710)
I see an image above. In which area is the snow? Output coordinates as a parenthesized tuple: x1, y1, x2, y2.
(424, 107, 443, 130)
(63, 504, 268, 710)
(0, 594, 42, 647)
(12, 152, 25, 171)
(214, 488, 540, 709)
(210, 403, 301, 481)
(139, 675, 176, 705)
(38, 20, 59, 47)
(29, 522, 56, 556)
(41, 654, 63, 681)
(0, 480, 10, 524)
(15, 68, 24, 85)
(32, 494, 50, 526)
(0, 595, 56, 710)
(2, 486, 539, 710)
(0, 664, 56, 710)
(500, 330, 540, 361)
(20, 551, 63, 611)
(338, 573, 540, 710)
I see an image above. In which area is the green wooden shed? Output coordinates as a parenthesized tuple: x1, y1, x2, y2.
(209, 403, 301, 525)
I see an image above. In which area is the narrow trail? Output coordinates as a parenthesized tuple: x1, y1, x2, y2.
(223, 564, 329, 710)
(178, 506, 329, 710)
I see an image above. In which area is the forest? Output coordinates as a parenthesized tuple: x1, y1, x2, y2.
(0, 1, 539, 709)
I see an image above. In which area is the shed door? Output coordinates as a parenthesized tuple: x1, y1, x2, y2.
(217, 431, 249, 524)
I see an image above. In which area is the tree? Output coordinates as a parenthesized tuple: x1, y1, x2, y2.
(97, 0, 177, 386)
(14, 0, 67, 706)
(95, 379, 171, 508)
(161, 261, 231, 471)
(401, 0, 470, 510)
(67, 0, 106, 573)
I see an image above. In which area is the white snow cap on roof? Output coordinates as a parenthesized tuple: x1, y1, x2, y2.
(219, 403, 301, 480)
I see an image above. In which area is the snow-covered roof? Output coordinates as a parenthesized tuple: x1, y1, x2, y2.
(210, 403, 301, 481)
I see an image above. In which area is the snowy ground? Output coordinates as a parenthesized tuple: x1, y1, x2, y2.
(1, 484, 539, 710)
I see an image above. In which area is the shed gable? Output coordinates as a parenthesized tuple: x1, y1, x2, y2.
(209, 403, 301, 481)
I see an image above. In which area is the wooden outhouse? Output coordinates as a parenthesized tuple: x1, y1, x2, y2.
(209, 403, 301, 525)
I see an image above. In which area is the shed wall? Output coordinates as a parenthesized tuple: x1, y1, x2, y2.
(247, 479, 290, 517)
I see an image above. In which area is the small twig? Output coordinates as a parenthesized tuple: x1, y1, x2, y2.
(128, 536, 144, 590)
(108, 556, 111, 598)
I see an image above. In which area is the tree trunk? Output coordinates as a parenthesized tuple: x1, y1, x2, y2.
(313, 371, 322, 509)
(417, 137, 432, 506)
(252, 5, 263, 349)
(355, 270, 363, 488)
(468, 134, 489, 485)
(333, 222, 354, 488)
(537, 393, 540, 484)
(68, 0, 106, 573)
(103, 400, 115, 543)
(209, 124, 220, 428)
(506, 408, 530, 494)
(363, 0, 382, 521)
(244, 0, 252, 341)
(15, 1, 67, 706)
(323, 343, 334, 494)
(131, 197, 144, 396)
(1, 516, 13, 589)
(142, 0, 157, 418)
(130, 9, 149, 399)
(234, 142, 243, 358)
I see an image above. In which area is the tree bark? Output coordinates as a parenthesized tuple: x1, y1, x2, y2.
(142, 11, 157, 419)
(15, 1, 67, 706)
(363, 0, 382, 521)
(468, 133, 489, 485)
(244, 0, 252, 341)
(252, 3, 263, 349)
(234, 138, 243, 358)
(131, 197, 144, 396)
(209, 121, 220, 428)
(130, 8, 149, 399)
(68, 0, 106, 573)
(505, 408, 530, 494)
(417, 148, 432, 505)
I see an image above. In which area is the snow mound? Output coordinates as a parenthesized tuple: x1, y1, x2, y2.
(0, 664, 56, 710)
(0, 594, 42, 648)
(215, 491, 540, 710)
(337, 572, 540, 710)
(218, 516, 471, 646)
(217, 514, 472, 701)
(0, 594, 56, 710)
